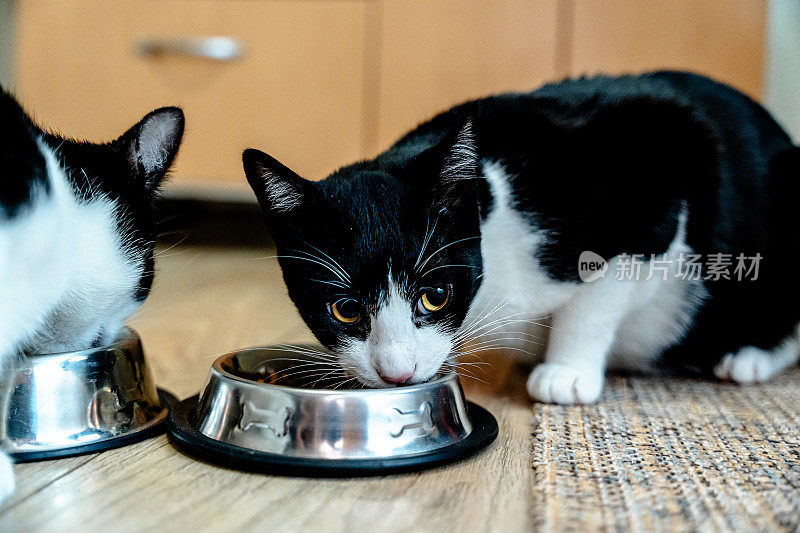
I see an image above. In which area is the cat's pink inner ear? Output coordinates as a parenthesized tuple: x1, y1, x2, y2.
(242, 149, 307, 215)
(257, 166, 303, 213)
(128, 107, 184, 191)
(431, 120, 479, 209)
(440, 120, 478, 184)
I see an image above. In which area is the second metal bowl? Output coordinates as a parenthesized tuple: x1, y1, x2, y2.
(1, 328, 175, 461)
(168, 345, 498, 475)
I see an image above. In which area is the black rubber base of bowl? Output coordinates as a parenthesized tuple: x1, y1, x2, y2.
(167, 395, 499, 477)
(10, 389, 178, 463)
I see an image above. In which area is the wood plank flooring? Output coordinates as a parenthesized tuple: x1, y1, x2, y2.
(0, 245, 534, 532)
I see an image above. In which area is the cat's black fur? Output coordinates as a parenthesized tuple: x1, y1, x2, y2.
(0, 90, 48, 218)
(246, 70, 799, 383)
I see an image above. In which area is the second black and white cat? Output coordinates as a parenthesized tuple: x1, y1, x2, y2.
(0, 88, 184, 500)
(244, 71, 800, 404)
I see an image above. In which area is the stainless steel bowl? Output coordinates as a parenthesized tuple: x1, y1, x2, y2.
(167, 345, 498, 475)
(1, 328, 174, 461)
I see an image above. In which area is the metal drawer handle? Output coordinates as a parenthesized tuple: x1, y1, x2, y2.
(136, 36, 245, 62)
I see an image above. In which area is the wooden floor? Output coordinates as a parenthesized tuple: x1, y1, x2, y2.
(0, 245, 535, 532)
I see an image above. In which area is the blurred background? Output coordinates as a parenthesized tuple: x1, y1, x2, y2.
(0, 0, 797, 232)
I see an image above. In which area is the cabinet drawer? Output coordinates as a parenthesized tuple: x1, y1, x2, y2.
(15, 0, 369, 196)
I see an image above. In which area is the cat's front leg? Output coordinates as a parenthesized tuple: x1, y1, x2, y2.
(527, 276, 635, 405)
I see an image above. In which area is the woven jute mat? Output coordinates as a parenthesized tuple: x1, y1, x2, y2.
(531, 368, 800, 532)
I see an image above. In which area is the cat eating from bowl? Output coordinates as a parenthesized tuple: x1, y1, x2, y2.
(0, 87, 184, 501)
(243, 71, 800, 405)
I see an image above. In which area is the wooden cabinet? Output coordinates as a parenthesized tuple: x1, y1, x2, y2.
(569, 0, 766, 99)
(15, 0, 369, 197)
(12, 0, 767, 198)
(372, 0, 561, 154)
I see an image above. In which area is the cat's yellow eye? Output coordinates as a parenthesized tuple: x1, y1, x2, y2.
(418, 286, 451, 314)
(330, 299, 361, 324)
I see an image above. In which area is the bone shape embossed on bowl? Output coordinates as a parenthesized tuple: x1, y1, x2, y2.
(191, 346, 473, 459)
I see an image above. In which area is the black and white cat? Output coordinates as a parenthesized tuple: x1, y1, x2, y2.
(243, 71, 800, 405)
(0, 88, 184, 500)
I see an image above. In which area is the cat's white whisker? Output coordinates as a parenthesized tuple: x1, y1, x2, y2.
(288, 246, 351, 284)
(268, 347, 339, 361)
(302, 242, 352, 283)
(420, 263, 478, 278)
(455, 319, 548, 345)
(413, 214, 440, 270)
(453, 295, 513, 342)
(309, 368, 349, 387)
(444, 365, 487, 383)
(309, 278, 349, 289)
(455, 334, 542, 348)
(457, 337, 544, 352)
(457, 345, 539, 358)
(415, 235, 480, 274)
(270, 254, 350, 284)
(154, 233, 192, 258)
(453, 312, 524, 344)
(277, 367, 345, 382)
(453, 309, 551, 344)
(269, 361, 341, 371)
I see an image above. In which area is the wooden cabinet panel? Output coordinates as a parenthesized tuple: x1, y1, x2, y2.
(13, 0, 766, 197)
(15, 0, 369, 195)
(570, 0, 766, 99)
(373, 0, 561, 153)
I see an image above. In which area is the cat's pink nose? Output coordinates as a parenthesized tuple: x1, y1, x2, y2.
(378, 369, 414, 385)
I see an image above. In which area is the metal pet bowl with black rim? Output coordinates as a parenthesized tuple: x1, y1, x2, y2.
(1, 328, 176, 462)
(167, 345, 498, 476)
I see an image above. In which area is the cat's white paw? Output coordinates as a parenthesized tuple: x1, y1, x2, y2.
(714, 346, 779, 385)
(0, 452, 15, 504)
(526, 363, 603, 404)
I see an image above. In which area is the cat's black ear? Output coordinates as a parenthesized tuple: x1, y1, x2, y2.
(117, 107, 184, 193)
(432, 120, 479, 209)
(243, 148, 309, 215)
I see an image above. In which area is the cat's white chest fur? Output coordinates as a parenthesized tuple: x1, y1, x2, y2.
(464, 161, 575, 358)
(0, 142, 140, 359)
(465, 161, 703, 379)
(480, 164, 577, 315)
